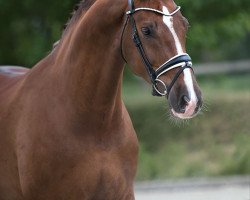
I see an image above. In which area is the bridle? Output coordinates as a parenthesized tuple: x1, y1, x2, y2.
(121, 0, 193, 97)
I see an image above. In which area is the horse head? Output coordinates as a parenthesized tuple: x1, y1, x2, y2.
(121, 0, 202, 119)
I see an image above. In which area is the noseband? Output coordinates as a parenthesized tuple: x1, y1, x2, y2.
(121, 0, 193, 97)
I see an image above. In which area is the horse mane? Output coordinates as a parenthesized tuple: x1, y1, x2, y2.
(53, 0, 146, 49)
(60, 0, 149, 36)
(64, 0, 96, 32)
(53, 0, 96, 49)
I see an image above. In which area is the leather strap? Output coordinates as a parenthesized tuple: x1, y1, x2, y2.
(132, 24, 157, 84)
(166, 64, 192, 97)
(125, 0, 193, 97)
(128, 0, 135, 12)
(128, 0, 157, 84)
(155, 54, 192, 78)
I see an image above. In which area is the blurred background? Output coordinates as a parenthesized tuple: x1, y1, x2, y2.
(0, 0, 250, 182)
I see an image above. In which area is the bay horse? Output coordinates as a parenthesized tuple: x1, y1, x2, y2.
(0, 0, 202, 199)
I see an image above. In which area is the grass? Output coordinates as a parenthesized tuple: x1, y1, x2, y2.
(122, 73, 250, 180)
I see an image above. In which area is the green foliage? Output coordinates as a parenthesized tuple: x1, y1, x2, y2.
(0, 0, 249, 66)
(0, 0, 78, 66)
(176, 0, 250, 61)
(0, 0, 249, 180)
(123, 74, 250, 180)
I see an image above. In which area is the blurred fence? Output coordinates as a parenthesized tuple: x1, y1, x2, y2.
(195, 60, 250, 75)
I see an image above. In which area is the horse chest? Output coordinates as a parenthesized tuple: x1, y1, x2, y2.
(18, 122, 138, 200)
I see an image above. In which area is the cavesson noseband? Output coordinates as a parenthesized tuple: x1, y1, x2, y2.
(121, 0, 193, 97)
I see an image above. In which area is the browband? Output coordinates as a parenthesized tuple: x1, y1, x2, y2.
(126, 6, 181, 16)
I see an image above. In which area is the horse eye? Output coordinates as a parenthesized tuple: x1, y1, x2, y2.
(141, 27, 151, 36)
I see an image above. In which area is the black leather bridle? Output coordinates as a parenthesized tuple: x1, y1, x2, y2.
(121, 0, 193, 97)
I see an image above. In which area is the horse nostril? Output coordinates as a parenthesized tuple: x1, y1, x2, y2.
(179, 95, 190, 113)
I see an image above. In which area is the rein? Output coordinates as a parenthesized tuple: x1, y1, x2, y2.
(121, 0, 193, 97)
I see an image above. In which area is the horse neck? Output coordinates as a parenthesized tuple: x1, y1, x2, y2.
(50, 0, 127, 124)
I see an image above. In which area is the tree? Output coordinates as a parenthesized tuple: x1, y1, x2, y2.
(177, 0, 250, 62)
(0, 0, 78, 66)
(0, 0, 249, 67)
